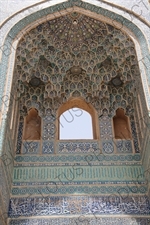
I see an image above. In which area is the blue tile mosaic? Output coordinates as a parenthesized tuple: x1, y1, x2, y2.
(8, 195, 150, 217)
(99, 116, 113, 139)
(58, 141, 99, 153)
(116, 140, 133, 153)
(42, 115, 56, 140)
(8, 218, 150, 225)
(11, 185, 147, 196)
(15, 154, 141, 163)
(42, 141, 54, 154)
(1, 1, 149, 223)
(130, 120, 140, 153)
(16, 122, 23, 154)
(22, 141, 40, 154)
(102, 140, 114, 154)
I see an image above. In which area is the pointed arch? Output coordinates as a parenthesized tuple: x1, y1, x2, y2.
(23, 108, 41, 140)
(57, 98, 100, 140)
(113, 108, 132, 139)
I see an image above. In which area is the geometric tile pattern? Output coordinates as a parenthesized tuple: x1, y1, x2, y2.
(15, 154, 141, 163)
(99, 116, 113, 139)
(116, 140, 133, 153)
(130, 121, 140, 153)
(42, 141, 54, 154)
(42, 115, 56, 140)
(8, 196, 150, 217)
(14, 12, 138, 120)
(58, 141, 99, 153)
(102, 140, 114, 154)
(11, 185, 147, 196)
(1, 1, 149, 225)
(22, 142, 40, 154)
(16, 122, 23, 154)
(0, 1, 149, 114)
(0, 0, 149, 225)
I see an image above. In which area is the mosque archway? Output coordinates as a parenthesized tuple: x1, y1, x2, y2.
(0, 2, 150, 224)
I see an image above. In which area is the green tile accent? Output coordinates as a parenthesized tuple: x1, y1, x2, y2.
(13, 165, 144, 183)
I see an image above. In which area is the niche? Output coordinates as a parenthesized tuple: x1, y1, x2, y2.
(113, 108, 132, 139)
(23, 108, 41, 140)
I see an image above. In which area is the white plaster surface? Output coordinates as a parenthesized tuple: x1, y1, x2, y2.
(0, 0, 44, 24)
(0, 0, 149, 25)
(104, 0, 150, 21)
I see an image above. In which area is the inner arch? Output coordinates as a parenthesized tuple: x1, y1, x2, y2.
(60, 107, 93, 139)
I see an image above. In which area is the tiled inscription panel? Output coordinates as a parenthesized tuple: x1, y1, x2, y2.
(13, 165, 144, 183)
(8, 218, 150, 225)
(8, 196, 150, 217)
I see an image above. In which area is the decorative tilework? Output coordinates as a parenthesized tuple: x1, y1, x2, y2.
(0, 0, 149, 115)
(22, 141, 40, 154)
(14, 13, 137, 119)
(99, 116, 113, 139)
(42, 115, 56, 140)
(58, 141, 99, 153)
(0, 164, 11, 210)
(11, 185, 147, 196)
(8, 218, 150, 225)
(13, 165, 144, 183)
(16, 122, 23, 154)
(102, 140, 114, 154)
(8, 195, 150, 217)
(42, 141, 54, 154)
(15, 153, 141, 163)
(130, 121, 140, 153)
(116, 140, 133, 153)
(0, 1, 150, 224)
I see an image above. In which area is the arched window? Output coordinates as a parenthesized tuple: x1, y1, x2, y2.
(113, 108, 132, 139)
(23, 108, 41, 140)
(60, 108, 93, 139)
(57, 98, 99, 140)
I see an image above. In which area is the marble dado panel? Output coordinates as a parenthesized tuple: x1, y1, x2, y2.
(8, 195, 150, 217)
(13, 165, 144, 183)
(8, 218, 150, 225)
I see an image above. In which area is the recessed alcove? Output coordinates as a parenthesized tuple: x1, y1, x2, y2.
(113, 108, 132, 140)
(23, 108, 41, 140)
